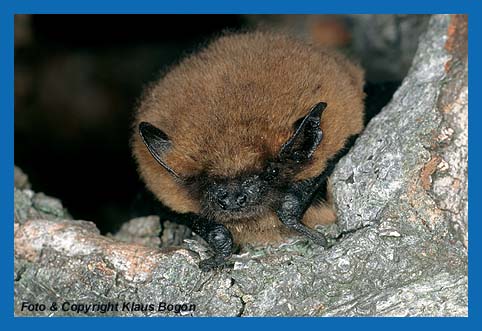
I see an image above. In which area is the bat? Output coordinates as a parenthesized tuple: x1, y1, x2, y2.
(131, 32, 365, 271)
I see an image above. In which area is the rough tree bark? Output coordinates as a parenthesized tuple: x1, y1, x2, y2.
(14, 14, 467, 317)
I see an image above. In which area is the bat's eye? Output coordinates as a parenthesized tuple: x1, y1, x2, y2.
(292, 151, 303, 163)
(263, 163, 279, 180)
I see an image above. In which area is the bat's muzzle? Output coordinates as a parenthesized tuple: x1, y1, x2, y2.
(208, 175, 262, 213)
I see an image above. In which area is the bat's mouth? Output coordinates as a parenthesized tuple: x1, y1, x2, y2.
(208, 204, 268, 223)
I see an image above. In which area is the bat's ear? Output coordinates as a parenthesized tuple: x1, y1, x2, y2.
(139, 122, 180, 179)
(278, 102, 326, 163)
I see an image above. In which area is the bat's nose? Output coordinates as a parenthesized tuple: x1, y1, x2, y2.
(215, 191, 247, 211)
(216, 196, 229, 210)
(236, 193, 247, 207)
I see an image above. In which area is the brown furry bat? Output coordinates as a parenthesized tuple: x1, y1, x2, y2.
(132, 32, 365, 270)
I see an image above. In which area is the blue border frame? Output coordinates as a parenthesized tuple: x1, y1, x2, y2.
(1, 0, 479, 328)
(1, 0, 478, 14)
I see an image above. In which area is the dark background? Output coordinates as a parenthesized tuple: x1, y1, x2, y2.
(15, 15, 247, 233)
(14, 14, 428, 233)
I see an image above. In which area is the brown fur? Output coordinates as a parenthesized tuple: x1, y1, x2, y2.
(132, 32, 365, 245)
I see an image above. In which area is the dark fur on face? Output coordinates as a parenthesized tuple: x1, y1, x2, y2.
(186, 159, 303, 223)
(188, 172, 277, 223)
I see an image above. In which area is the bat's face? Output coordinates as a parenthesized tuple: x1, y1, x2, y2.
(190, 157, 292, 221)
(190, 173, 276, 221)
(139, 102, 326, 222)
(199, 173, 268, 220)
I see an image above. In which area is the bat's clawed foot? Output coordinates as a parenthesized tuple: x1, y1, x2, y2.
(195, 222, 234, 272)
(290, 223, 328, 247)
(199, 256, 232, 272)
(277, 196, 329, 248)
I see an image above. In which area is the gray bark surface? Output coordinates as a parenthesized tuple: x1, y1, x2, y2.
(14, 14, 467, 317)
